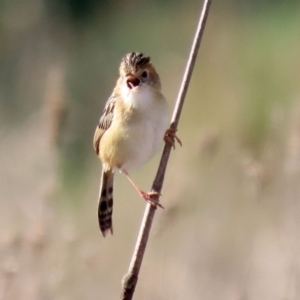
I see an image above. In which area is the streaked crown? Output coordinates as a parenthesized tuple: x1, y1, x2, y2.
(120, 52, 151, 73)
(118, 52, 161, 90)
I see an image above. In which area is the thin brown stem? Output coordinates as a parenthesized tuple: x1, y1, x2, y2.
(120, 1, 213, 299)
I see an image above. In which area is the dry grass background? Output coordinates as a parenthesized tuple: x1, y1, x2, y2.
(1, 1, 300, 299)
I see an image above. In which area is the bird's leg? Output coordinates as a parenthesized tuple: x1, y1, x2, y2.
(122, 169, 164, 209)
(164, 127, 182, 149)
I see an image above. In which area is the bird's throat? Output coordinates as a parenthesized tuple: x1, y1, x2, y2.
(122, 85, 154, 111)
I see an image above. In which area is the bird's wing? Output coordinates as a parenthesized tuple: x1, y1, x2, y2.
(93, 94, 118, 155)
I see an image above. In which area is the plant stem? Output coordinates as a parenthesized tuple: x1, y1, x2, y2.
(120, 1, 212, 299)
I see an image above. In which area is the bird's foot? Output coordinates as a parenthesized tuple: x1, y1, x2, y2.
(139, 191, 164, 209)
(164, 128, 182, 149)
(122, 169, 164, 209)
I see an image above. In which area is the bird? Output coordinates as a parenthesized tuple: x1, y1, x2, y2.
(93, 52, 180, 237)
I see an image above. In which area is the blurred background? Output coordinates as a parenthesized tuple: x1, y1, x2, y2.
(1, 0, 300, 299)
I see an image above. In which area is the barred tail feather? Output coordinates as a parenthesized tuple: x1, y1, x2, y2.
(98, 169, 114, 237)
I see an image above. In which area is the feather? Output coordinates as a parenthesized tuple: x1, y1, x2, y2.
(93, 94, 118, 154)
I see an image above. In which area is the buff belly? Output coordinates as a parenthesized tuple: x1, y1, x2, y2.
(100, 112, 168, 172)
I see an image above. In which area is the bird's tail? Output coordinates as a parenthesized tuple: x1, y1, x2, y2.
(98, 169, 114, 237)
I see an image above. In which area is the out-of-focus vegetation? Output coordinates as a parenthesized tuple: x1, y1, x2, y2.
(1, 0, 300, 299)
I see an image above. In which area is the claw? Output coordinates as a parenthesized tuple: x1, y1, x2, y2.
(164, 128, 182, 149)
(139, 191, 164, 209)
(122, 169, 164, 209)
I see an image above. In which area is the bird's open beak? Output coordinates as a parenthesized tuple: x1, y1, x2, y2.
(126, 75, 140, 89)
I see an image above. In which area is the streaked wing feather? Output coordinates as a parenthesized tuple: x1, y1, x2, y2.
(93, 95, 117, 155)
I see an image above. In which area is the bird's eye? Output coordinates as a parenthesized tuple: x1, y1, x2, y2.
(141, 71, 148, 78)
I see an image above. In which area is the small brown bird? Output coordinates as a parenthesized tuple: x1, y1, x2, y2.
(93, 52, 179, 237)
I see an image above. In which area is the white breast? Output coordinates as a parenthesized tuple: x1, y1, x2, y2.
(120, 85, 169, 172)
